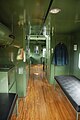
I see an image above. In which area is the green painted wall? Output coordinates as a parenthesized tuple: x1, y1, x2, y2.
(16, 61, 27, 97)
(50, 34, 71, 84)
(69, 32, 80, 78)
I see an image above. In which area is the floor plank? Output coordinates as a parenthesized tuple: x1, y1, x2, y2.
(11, 64, 80, 120)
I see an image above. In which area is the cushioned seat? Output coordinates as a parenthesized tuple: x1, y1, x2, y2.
(54, 75, 80, 112)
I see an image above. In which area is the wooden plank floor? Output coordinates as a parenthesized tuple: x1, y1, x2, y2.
(11, 65, 80, 120)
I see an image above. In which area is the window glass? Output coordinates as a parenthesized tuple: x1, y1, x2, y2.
(78, 53, 80, 69)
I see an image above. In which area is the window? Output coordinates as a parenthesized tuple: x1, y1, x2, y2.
(78, 53, 80, 69)
(34, 46, 39, 54)
(43, 48, 46, 57)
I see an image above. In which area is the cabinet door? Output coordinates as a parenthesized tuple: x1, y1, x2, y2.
(9, 81, 16, 93)
(0, 72, 8, 93)
(8, 68, 15, 89)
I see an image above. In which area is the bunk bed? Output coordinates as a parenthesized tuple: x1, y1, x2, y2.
(54, 75, 80, 120)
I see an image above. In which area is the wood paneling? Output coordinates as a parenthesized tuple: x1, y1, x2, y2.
(11, 65, 80, 120)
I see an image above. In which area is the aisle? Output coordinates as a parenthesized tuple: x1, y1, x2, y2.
(11, 65, 77, 120)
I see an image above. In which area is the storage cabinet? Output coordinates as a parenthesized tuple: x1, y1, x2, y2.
(0, 67, 16, 93)
(0, 72, 8, 92)
(8, 67, 16, 93)
(9, 81, 16, 93)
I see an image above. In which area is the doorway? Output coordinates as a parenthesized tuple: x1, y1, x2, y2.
(26, 35, 51, 81)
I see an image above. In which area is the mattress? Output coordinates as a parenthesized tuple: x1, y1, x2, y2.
(54, 75, 80, 112)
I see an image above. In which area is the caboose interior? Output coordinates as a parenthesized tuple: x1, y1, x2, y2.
(0, 0, 80, 120)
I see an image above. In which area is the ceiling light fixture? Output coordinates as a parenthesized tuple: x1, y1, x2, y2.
(50, 8, 61, 14)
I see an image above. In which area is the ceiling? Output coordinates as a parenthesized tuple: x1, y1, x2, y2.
(0, 0, 80, 36)
(50, 0, 80, 33)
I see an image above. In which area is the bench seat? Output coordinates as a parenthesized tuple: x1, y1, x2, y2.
(54, 75, 80, 120)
